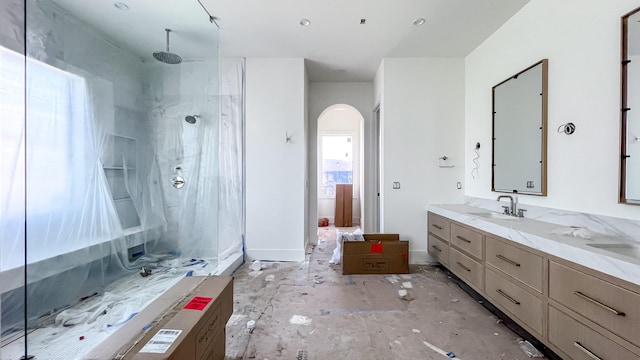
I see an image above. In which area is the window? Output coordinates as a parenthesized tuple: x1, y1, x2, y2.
(320, 134, 353, 196)
(0, 45, 107, 269)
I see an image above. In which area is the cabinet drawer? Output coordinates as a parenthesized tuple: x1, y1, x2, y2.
(428, 213, 450, 241)
(450, 223, 483, 259)
(549, 261, 640, 346)
(548, 305, 639, 360)
(485, 268, 543, 335)
(486, 236, 543, 293)
(428, 234, 449, 266)
(450, 247, 483, 291)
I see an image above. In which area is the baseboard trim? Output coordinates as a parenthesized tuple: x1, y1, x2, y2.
(246, 249, 306, 262)
(409, 250, 431, 265)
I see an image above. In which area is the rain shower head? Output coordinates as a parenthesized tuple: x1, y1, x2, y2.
(185, 115, 199, 124)
(153, 29, 182, 65)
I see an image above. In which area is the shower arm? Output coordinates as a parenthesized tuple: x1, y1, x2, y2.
(165, 29, 171, 52)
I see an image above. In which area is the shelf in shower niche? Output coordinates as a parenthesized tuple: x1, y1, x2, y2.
(103, 166, 136, 170)
(110, 133, 137, 141)
(123, 225, 143, 237)
(113, 195, 132, 201)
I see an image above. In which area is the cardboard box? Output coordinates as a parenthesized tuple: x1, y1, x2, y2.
(342, 235, 409, 275)
(84, 276, 233, 360)
(363, 233, 399, 242)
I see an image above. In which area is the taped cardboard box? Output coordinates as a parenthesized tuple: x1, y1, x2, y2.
(84, 275, 233, 360)
(362, 233, 399, 242)
(342, 234, 409, 275)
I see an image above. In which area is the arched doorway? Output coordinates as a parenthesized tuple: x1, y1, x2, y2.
(316, 104, 365, 229)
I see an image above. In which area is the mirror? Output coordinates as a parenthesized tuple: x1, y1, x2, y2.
(492, 59, 548, 195)
(620, 7, 640, 204)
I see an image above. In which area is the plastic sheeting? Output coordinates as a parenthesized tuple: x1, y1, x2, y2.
(0, 0, 244, 351)
(218, 58, 245, 262)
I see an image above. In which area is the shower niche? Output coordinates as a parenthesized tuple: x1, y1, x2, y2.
(102, 133, 141, 232)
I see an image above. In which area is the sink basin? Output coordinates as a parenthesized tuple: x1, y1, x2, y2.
(468, 212, 518, 220)
(587, 243, 640, 259)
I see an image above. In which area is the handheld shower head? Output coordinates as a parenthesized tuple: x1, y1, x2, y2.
(185, 115, 200, 124)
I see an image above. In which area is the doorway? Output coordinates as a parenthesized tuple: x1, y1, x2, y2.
(316, 104, 364, 228)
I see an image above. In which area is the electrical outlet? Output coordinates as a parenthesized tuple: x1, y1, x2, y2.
(392, 182, 401, 189)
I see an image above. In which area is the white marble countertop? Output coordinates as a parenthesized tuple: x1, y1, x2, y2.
(428, 203, 640, 287)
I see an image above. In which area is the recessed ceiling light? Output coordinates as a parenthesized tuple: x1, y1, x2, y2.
(114, 2, 129, 10)
(413, 18, 426, 26)
(299, 19, 311, 26)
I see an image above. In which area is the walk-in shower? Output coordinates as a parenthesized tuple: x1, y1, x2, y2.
(1, 0, 243, 358)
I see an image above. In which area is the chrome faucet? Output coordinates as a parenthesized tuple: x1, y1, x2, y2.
(496, 195, 516, 216)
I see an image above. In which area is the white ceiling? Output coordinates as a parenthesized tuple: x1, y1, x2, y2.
(51, 0, 532, 82)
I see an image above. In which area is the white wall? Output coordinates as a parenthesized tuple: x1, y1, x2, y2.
(377, 58, 466, 263)
(245, 58, 307, 261)
(465, 0, 640, 220)
(303, 63, 310, 250)
(308, 82, 374, 242)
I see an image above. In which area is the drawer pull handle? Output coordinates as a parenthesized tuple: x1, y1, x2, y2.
(432, 224, 443, 230)
(573, 291, 625, 316)
(496, 289, 520, 305)
(496, 254, 521, 267)
(431, 245, 442, 252)
(456, 262, 471, 272)
(456, 235, 471, 243)
(573, 342, 602, 360)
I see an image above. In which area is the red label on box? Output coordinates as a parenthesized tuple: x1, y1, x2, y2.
(184, 296, 213, 311)
(371, 243, 384, 253)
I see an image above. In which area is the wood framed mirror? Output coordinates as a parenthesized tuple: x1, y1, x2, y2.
(620, 7, 640, 205)
(492, 59, 548, 196)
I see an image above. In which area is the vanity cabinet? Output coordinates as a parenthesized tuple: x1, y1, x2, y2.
(450, 247, 484, 291)
(450, 224, 483, 260)
(427, 213, 451, 266)
(428, 234, 449, 266)
(548, 260, 640, 358)
(485, 268, 544, 336)
(448, 223, 484, 292)
(427, 211, 640, 359)
(486, 236, 544, 293)
(428, 213, 450, 240)
(548, 305, 638, 360)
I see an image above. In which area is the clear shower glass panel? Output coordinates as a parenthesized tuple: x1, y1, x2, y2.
(0, 0, 27, 356)
(1, 0, 226, 359)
